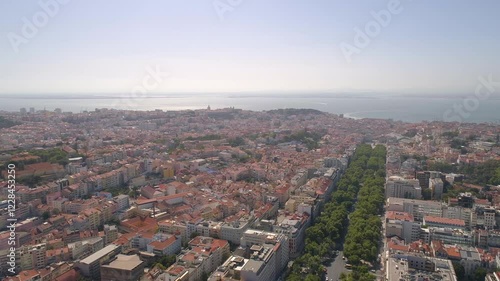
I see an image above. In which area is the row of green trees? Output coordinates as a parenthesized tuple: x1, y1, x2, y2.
(341, 145, 386, 281)
(286, 144, 383, 281)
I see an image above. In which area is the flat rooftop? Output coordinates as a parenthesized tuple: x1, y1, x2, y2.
(79, 244, 119, 265)
(387, 257, 457, 281)
(101, 254, 144, 270)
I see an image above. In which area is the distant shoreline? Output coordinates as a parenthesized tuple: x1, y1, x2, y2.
(1, 93, 498, 100)
(1, 95, 499, 124)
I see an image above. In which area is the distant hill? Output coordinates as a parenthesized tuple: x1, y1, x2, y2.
(266, 108, 324, 115)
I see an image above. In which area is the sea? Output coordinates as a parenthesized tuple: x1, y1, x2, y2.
(1, 93, 499, 124)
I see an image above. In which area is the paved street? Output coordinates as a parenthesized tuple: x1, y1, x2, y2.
(325, 251, 348, 281)
(324, 214, 386, 281)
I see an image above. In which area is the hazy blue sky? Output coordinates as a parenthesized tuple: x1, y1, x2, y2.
(1, 0, 499, 95)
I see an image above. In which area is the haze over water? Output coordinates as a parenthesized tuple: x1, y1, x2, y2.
(1, 93, 499, 124)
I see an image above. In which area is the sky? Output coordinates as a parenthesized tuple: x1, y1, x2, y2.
(0, 0, 499, 95)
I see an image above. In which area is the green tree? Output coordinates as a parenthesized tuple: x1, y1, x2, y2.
(491, 167, 500, 185)
(287, 274, 302, 281)
(422, 188, 432, 200)
(228, 136, 245, 147)
(157, 254, 176, 268)
(42, 211, 50, 221)
(0, 116, 20, 129)
(153, 263, 165, 270)
(304, 275, 321, 281)
(452, 262, 465, 280)
(473, 267, 487, 281)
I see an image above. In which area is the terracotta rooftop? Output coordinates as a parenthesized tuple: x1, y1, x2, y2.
(121, 216, 158, 232)
(149, 235, 177, 250)
(387, 211, 414, 222)
(445, 246, 461, 259)
(167, 265, 186, 276)
(181, 253, 196, 262)
(423, 215, 465, 227)
(54, 269, 79, 281)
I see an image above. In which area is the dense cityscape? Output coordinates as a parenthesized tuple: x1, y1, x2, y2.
(2, 0, 500, 280)
(0, 107, 498, 281)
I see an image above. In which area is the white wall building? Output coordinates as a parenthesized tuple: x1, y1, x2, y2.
(385, 177, 422, 200)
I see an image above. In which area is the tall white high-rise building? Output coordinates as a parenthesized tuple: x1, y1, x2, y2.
(385, 176, 422, 199)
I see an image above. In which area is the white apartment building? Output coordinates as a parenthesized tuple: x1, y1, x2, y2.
(385, 177, 422, 200)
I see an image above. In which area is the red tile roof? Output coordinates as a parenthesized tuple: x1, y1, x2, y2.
(387, 211, 414, 222)
(149, 235, 177, 250)
(55, 269, 79, 281)
(423, 215, 465, 227)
